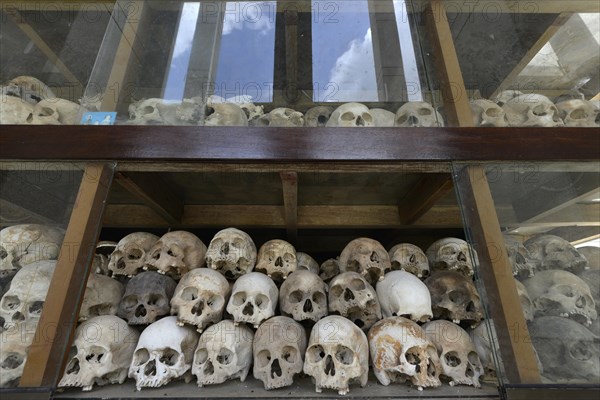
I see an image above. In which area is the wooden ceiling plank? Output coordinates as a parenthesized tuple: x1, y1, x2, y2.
(398, 173, 455, 225)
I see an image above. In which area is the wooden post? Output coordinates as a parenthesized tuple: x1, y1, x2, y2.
(280, 172, 298, 243)
(19, 163, 115, 387)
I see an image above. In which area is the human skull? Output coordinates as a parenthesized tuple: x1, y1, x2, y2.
(502, 93, 564, 127)
(338, 238, 391, 285)
(170, 268, 230, 332)
(319, 258, 340, 283)
(425, 271, 483, 326)
(118, 271, 177, 325)
(253, 316, 307, 390)
(395, 101, 444, 127)
(326, 103, 375, 127)
(0, 330, 35, 387)
(34, 98, 86, 125)
(0, 260, 55, 331)
(225, 95, 264, 124)
(304, 106, 333, 127)
(388, 243, 430, 278)
(129, 316, 199, 390)
(25, 102, 62, 125)
(514, 279, 535, 321)
(0, 224, 63, 280)
(423, 320, 484, 387)
(59, 316, 139, 391)
(426, 238, 477, 278)
(175, 97, 205, 125)
(296, 252, 319, 275)
(226, 272, 278, 328)
(192, 319, 254, 386)
(523, 269, 597, 326)
(108, 232, 159, 278)
(79, 273, 124, 321)
(377, 270, 432, 323)
(503, 234, 537, 279)
(303, 315, 369, 395)
(556, 99, 600, 127)
(493, 90, 523, 106)
(578, 247, 599, 270)
(470, 99, 509, 127)
(144, 231, 207, 279)
(94, 241, 117, 275)
(329, 272, 382, 331)
(370, 108, 396, 127)
(525, 235, 588, 274)
(255, 239, 297, 282)
(469, 320, 500, 382)
(368, 316, 442, 389)
(255, 108, 304, 127)
(2, 76, 55, 104)
(577, 269, 599, 314)
(205, 228, 256, 280)
(279, 270, 328, 323)
(0, 96, 35, 124)
(204, 100, 248, 127)
(529, 316, 600, 383)
(127, 98, 171, 125)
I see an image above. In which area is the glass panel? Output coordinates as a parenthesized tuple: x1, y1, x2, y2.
(0, 162, 85, 388)
(453, 161, 600, 386)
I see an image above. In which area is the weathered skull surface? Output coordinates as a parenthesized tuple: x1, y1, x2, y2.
(389, 243, 430, 278)
(34, 98, 86, 125)
(0, 330, 35, 387)
(128, 98, 175, 125)
(304, 106, 333, 127)
(304, 315, 369, 395)
(145, 231, 207, 279)
(578, 246, 599, 270)
(108, 232, 159, 278)
(226, 272, 278, 328)
(2, 76, 55, 104)
(426, 238, 477, 278)
(370, 108, 396, 127)
(329, 271, 381, 331)
(425, 271, 483, 326)
(225, 95, 264, 124)
(0, 96, 35, 124)
(503, 234, 537, 279)
(369, 316, 442, 389)
(170, 268, 230, 332)
(502, 93, 564, 127)
(377, 270, 432, 323)
(204, 99, 248, 126)
(129, 316, 199, 390)
(469, 320, 500, 382)
(193, 319, 254, 386)
(529, 316, 600, 383)
(577, 269, 599, 314)
(524, 269, 597, 326)
(395, 101, 444, 127)
(514, 279, 535, 321)
(280, 270, 328, 323)
(296, 252, 319, 275)
(0, 224, 63, 280)
(493, 90, 523, 107)
(556, 99, 600, 127)
(206, 228, 256, 280)
(423, 320, 483, 387)
(175, 97, 205, 125)
(118, 271, 176, 325)
(470, 99, 509, 127)
(59, 316, 139, 391)
(326, 103, 375, 127)
(255, 239, 297, 282)
(25, 102, 61, 124)
(1, 260, 55, 331)
(339, 238, 391, 285)
(94, 241, 117, 275)
(256, 108, 304, 127)
(253, 316, 307, 390)
(319, 258, 340, 283)
(79, 273, 124, 321)
(525, 235, 588, 274)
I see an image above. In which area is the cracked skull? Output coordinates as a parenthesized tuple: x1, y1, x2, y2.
(389, 243, 430, 278)
(502, 93, 564, 127)
(377, 270, 432, 323)
(255, 239, 297, 283)
(426, 238, 477, 278)
(326, 103, 375, 127)
(108, 232, 159, 278)
(145, 231, 207, 279)
(339, 238, 391, 285)
(425, 271, 483, 326)
(329, 271, 382, 331)
(0, 329, 36, 387)
(279, 270, 328, 323)
(79, 273, 124, 321)
(226, 272, 278, 328)
(118, 271, 177, 325)
(296, 252, 320, 275)
(206, 228, 256, 280)
(525, 235, 588, 274)
(503, 234, 537, 279)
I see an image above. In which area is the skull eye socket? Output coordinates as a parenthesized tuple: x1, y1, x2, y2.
(440, 246, 457, 256)
(418, 108, 433, 116)
(133, 349, 150, 366)
(341, 111, 356, 122)
(147, 294, 166, 307)
(555, 285, 575, 298)
(282, 346, 298, 363)
(448, 290, 467, 304)
(232, 292, 246, 306)
(194, 348, 208, 364)
(283, 253, 296, 264)
(2, 296, 20, 311)
(181, 287, 199, 301)
(257, 349, 271, 367)
(396, 115, 408, 125)
(289, 290, 304, 303)
(307, 345, 325, 363)
(216, 347, 233, 365)
(569, 109, 588, 120)
(255, 294, 270, 310)
(142, 106, 156, 115)
(84, 346, 107, 364)
(330, 285, 343, 298)
(485, 107, 501, 118)
(126, 248, 143, 260)
(28, 301, 44, 315)
(532, 104, 548, 117)
(406, 347, 422, 368)
(122, 295, 139, 309)
(362, 113, 373, 123)
(206, 295, 224, 310)
(0, 246, 8, 259)
(349, 278, 366, 291)
(467, 351, 480, 365)
(1, 353, 24, 370)
(232, 238, 245, 248)
(570, 341, 593, 361)
(312, 291, 326, 306)
(159, 348, 179, 366)
(444, 351, 462, 367)
(335, 345, 354, 365)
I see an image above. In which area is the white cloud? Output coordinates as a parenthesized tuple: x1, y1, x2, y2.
(171, 3, 200, 60)
(222, 2, 275, 36)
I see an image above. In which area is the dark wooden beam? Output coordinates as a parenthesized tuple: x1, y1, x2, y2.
(280, 172, 298, 243)
(398, 173, 454, 225)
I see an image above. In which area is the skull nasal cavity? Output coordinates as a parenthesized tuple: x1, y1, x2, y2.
(192, 301, 204, 316)
(458, 252, 467, 262)
(576, 297, 586, 308)
(271, 359, 282, 378)
(135, 305, 147, 317)
(370, 252, 379, 262)
(144, 360, 156, 376)
(324, 355, 336, 376)
(344, 288, 355, 301)
(408, 115, 419, 125)
(275, 257, 283, 267)
(243, 302, 254, 315)
(303, 299, 313, 313)
(204, 360, 214, 375)
(221, 243, 229, 255)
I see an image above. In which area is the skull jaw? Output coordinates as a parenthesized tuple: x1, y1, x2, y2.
(194, 362, 249, 387)
(534, 297, 595, 326)
(129, 359, 187, 391)
(433, 303, 483, 327)
(254, 362, 297, 390)
(209, 258, 250, 279)
(174, 306, 220, 333)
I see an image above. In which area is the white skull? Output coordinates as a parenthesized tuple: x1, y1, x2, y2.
(303, 315, 369, 395)
(529, 316, 600, 383)
(25, 102, 61, 125)
(205, 228, 256, 280)
(255, 108, 304, 127)
(255, 239, 297, 282)
(279, 270, 328, 323)
(204, 101, 248, 127)
(0, 224, 63, 280)
(2, 76, 55, 104)
(226, 272, 278, 328)
(108, 232, 159, 278)
(253, 316, 307, 390)
(225, 95, 264, 124)
(319, 258, 340, 283)
(423, 320, 484, 387)
(175, 97, 205, 125)
(0, 96, 35, 124)
(0, 260, 55, 331)
(118, 271, 177, 325)
(34, 98, 86, 125)
(59, 316, 139, 391)
(79, 273, 124, 321)
(338, 238, 391, 285)
(426, 238, 477, 278)
(328, 271, 382, 331)
(525, 235, 588, 274)
(395, 101, 444, 127)
(192, 319, 254, 386)
(326, 103, 375, 127)
(470, 99, 508, 127)
(388, 243, 430, 278)
(514, 279, 534, 321)
(425, 271, 484, 326)
(94, 241, 117, 275)
(304, 106, 333, 127)
(170, 268, 230, 332)
(296, 252, 319, 275)
(370, 108, 396, 127)
(368, 316, 442, 389)
(523, 269, 597, 326)
(493, 90, 523, 106)
(577, 269, 599, 315)
(503, 234, 537, 279)
(0, 330, 35, 387)
(556, 99, 600, 127)
(128, 98, 173, 125)
(129, 316, 199, 390)
(144, 231, 207, 279)
(377, 270, 432, 323)
(502, 93, 564, 127)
